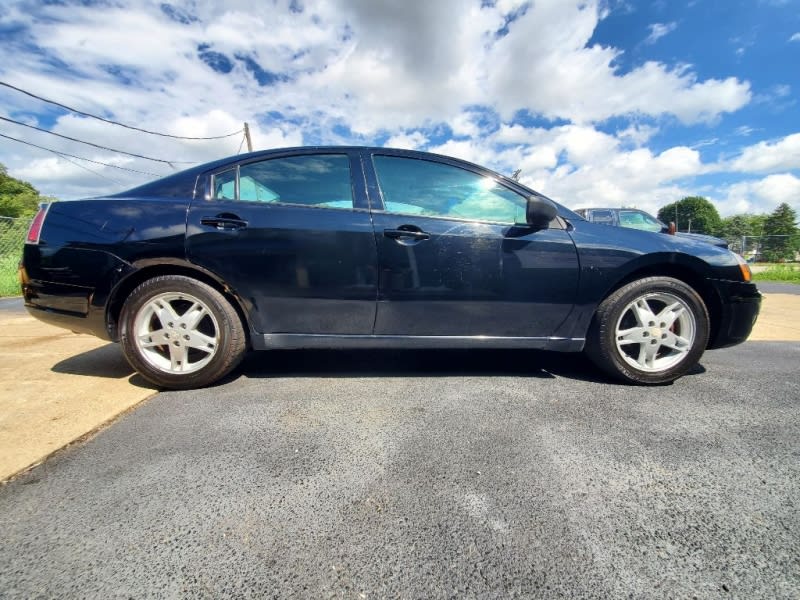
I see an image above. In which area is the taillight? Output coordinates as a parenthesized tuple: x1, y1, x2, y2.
(26, 204, 49, 244)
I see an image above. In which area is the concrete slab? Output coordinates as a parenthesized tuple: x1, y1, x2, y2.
(748, 293, 800, 342)
(0, 305, 156, 481)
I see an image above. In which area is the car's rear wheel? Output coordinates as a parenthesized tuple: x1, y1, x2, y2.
(119, 275, 246, 389)
(585, 276, 709, 384)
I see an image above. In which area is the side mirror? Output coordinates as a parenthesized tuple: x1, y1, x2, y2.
(525, 195, 558, 229)
(667, 221, 677, 235)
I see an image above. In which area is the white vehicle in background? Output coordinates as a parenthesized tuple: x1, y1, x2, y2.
(574, 207, 729, 248)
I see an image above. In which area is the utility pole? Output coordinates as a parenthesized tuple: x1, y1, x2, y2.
(243, 122, 253, 152)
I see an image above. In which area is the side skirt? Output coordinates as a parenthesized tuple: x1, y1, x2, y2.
(252, 334, 586, 352)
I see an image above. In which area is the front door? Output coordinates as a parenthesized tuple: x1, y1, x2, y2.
(365, 153, 578, 337)
(186, 152, 377, 335)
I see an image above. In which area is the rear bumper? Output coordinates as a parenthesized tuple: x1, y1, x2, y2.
(707, 280, 762, 349)
(22, 278, 111, 340)
(20, 244, 135, 341)
(24, 304, 110, 339)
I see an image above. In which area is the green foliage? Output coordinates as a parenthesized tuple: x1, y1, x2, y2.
(657, 196, 723, 235)
(0, 218, 29, 297)
(0, 192, 42, 219)
(718, 214, 767, 252)
(719, 214, 765, 239)
(0, 253, 22, 296)
(760, 203, 800, 262)
(753, 264, 800, 283)
(0, 163, 48, 218)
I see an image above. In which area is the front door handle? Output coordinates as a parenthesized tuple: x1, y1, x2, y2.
(384, 226, 431, 245)
(200, 216, 248, 231)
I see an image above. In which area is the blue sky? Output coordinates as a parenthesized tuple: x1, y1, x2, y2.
(0, 0, 798, 218)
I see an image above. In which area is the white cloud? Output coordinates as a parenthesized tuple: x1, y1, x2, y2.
(728, 133, 800, 173)
(469, 122, 709, 214)
(790, 33, 800, 42)
(646, 22, 678, 44)
(0, 0, 773, 215)
(449, 112, 483, 138)
(616, 124, 659, 146)
(7, 0, 746, 136)
(484, 2, 749, 124)
(385, 131, 428, 150)
(717, 174, 800, 215)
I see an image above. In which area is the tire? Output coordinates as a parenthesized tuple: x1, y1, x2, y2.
(119, 275, 247, 390)
(585, 276, 710, 385)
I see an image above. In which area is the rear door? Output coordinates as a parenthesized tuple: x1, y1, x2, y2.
(186, 151, 378, 334)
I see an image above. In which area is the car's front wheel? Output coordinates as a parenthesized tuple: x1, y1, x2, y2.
(119, 275, 247, 389)
(585, 276, 710, 384)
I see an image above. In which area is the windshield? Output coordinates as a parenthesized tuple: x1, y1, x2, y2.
(619, 210, 663, 233)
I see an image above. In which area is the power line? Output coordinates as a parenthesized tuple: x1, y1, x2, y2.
(0, 132, 163, 177)
(0, 80, 243, 140)
(51, 153, 125, 186)
(0, 115, 195, 165)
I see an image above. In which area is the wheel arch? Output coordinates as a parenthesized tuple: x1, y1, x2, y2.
(597, 260, 722, 349)
(106, 259, 251, 346)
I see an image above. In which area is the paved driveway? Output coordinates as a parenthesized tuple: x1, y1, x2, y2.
(2, 287, 796, 482)
(0, 299, 155, 479)
(1, 340, 797, 598)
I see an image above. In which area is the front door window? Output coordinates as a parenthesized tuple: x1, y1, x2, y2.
(372, 155, 527, 223)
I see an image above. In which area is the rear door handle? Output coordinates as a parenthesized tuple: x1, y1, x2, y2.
(384, 227, 430, 245)
(200, 216, 248, 231)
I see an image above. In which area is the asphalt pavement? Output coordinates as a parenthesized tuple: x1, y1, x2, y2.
(1, 341, 798, 598)
(757, 282, 800, 294)
(0, 297, 24, 313)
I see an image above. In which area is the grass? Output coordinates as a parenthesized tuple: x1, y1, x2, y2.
(0, 220, 28, 297)
(752, 264, 800, 283)
(0, 253, 22, 297)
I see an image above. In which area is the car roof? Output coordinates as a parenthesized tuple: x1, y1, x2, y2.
(111, 146, 530, 200)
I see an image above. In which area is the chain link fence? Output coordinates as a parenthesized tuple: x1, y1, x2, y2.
(0, 216, 31, 297)
(726, 234, 800, 262)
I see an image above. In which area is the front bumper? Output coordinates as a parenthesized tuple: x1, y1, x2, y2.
(707, 280, 762, 349)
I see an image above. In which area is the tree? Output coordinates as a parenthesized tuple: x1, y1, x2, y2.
(761, 203, 800, 262)
(0, 164, 46, 218)
(657, 196, 723, 236)
(719, 214, 767, 254)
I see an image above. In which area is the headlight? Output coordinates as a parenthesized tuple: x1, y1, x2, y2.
(732, 252, 752, 282)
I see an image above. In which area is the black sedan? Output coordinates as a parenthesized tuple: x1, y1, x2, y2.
(21, 147, 761, 389)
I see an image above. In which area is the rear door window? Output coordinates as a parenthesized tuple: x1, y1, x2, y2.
(590, 210, 615, 225)
(212, 155, 354, 209)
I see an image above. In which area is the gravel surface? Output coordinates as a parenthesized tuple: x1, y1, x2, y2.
(1, 342, 798, 599)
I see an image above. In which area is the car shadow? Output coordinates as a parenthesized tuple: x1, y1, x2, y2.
(234, 348, 615, 384)
(51, 345, 707, 389)
(51, 343, 154, 389)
